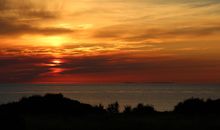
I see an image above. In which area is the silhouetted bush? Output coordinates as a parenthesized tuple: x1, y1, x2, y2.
(123, 105, 132, 114)
(107, 102, 119, 114)
(132, 103, 155, 114)
(174, 98, 220, 114)
(174, 98, 205, 114)
(94, 104, 106, 114)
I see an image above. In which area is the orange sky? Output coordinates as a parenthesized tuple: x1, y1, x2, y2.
(0, 0, 220, 84)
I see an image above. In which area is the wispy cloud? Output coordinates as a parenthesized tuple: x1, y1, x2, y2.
(0, 0, 74, 36)
(0, 0, 220, 83)
(92, 24, 220, 42)
(0, 19, 74, 36)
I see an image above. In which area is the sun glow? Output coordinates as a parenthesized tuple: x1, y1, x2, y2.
(42, 36, 67, 47)
(23, 36, 71, 47)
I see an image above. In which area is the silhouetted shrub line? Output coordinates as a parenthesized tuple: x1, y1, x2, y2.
(0, 94, 220, 116)
(1, 94, 220, 130)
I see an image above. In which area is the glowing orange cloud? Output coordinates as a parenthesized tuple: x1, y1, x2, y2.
(0, 0, 220, 83)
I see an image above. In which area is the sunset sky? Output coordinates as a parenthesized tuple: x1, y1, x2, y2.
(0, 0, 220, 84)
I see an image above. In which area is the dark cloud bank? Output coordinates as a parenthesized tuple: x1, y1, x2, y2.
(0, 52, 220, 83)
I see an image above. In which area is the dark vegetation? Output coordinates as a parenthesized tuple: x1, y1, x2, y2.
(0, 94, 220, 130)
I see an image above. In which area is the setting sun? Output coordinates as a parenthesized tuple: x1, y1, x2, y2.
(52, 59, 62, 64)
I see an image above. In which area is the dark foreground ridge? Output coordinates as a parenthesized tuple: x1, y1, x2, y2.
(0, 94, 220, 130)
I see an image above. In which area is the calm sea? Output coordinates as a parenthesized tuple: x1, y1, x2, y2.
(0, 83, 219, 111)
